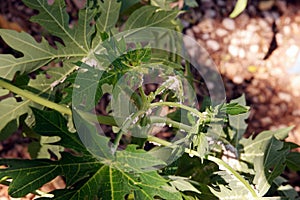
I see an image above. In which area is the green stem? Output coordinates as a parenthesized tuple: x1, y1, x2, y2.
(146, 135, 258, 198)
(150, 101, 205, 119)
(113, 110, 146, 150)
(0, 79, 117, 126)
(139, 86, 147, 104)
(0, 79, 71, 115)
(149, 116, 191, 132)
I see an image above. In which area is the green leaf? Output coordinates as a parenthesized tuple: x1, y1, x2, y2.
(228, 94, 249, 145)
(67, 64, 117, 111)
(0, 64, 75, 133)
(221, 102, 249, 115)
(70, 110, 115, 160)
(209, 171, 255, 199)
(96, 146, 180, 199)
(0, 30, 58, 80)
(0, 152, 100, 198)
(0, 0, 97, 80)
(194, 133, 209, 161)
(28, 136, 63, 159)
(151, 0, 173, 10)
(240, 127, 292, 162)
(240, 127, 292, 196)
(97, 0, 121, 32)
(120, 0, 141, 13)
(0, 119, 18, 141)
(253, 137, 289, 196)
(0, 97, 28, 132)
(98, 165, 181, 200)
(273, 176, 300, 199)
(32, 108, 89, 155)
(286, 152, 300, 171)
(0, 0, 96, 131)
(229, 0, 248, 18)
(169, 176, 201, 194)
(23, 0, 94, 52)
(0, 144, 179, 199)
(124, 5, 179, 30)
(185, 0, 198, 8)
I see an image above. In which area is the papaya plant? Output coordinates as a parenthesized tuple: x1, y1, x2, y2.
(0, 0, 299, 199)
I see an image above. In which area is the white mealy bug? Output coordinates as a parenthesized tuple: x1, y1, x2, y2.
(82, 57, 98, 67)
(163, 76, 181, 91)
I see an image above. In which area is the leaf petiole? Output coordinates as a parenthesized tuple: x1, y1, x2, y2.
(150, 101, 206, 120)
(0, 79, 71, 115)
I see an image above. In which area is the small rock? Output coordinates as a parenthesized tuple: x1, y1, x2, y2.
(238, 48, 246, 58)
(216, 28, 228, 37)
(286, 45, 299, 58)
(197, 19, 214, 33)
(278, 92, 292, 102)
(257, 19, 269, 29)
(181, 20, 190, 28)
(292, 110, 300, 116)
(228, 45, 239, 57)
(192, 25, 201, 34)
(291, 76, 300, 96)
(217, 0, 226, 6)
(202, 33, 210, 40)
(246, 24, 258, 32)
(250, 44, 259, 53)
(205, 9, 216, 18)
(206, 40, 220, 51)
(222, 18, 235, 30)
(185, 29, 194, 37)
(261, 116, 273, 127)
(231, 38, 239, 45)
(233, 76, 244, 84)
(283, 25, 291, 35)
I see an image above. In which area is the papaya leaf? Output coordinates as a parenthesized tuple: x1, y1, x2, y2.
(0, 64, 75, 134)
(273, 176, 300, 199)
(120, 0, 140, 13)
(1, 143, 178, 199)
(0, 152, 100, 198)
(0, 30, 59, 80)
(1, 106, 180, 199)
(0, 97, 28, 132)
(0, 0, 102, 132)
(286, 152, 300, 171)
(96, 0, 121, 32)
(184, 0, 198, 8)
(253, 136, 289, 196)
(240, 127, 293, 196)
(0, 0, 99, 81)
(220, 102, 249, 115)
(65, 63, 117, 111)
(228, 94, 249, 145)
(209, 171, 256, 199)
(168, 176, 201, 194)
(151, 0, 173, 10)
(124, 5, 179, 30)
(23, 0, 94, 52)
(31, 108, 89, 155)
